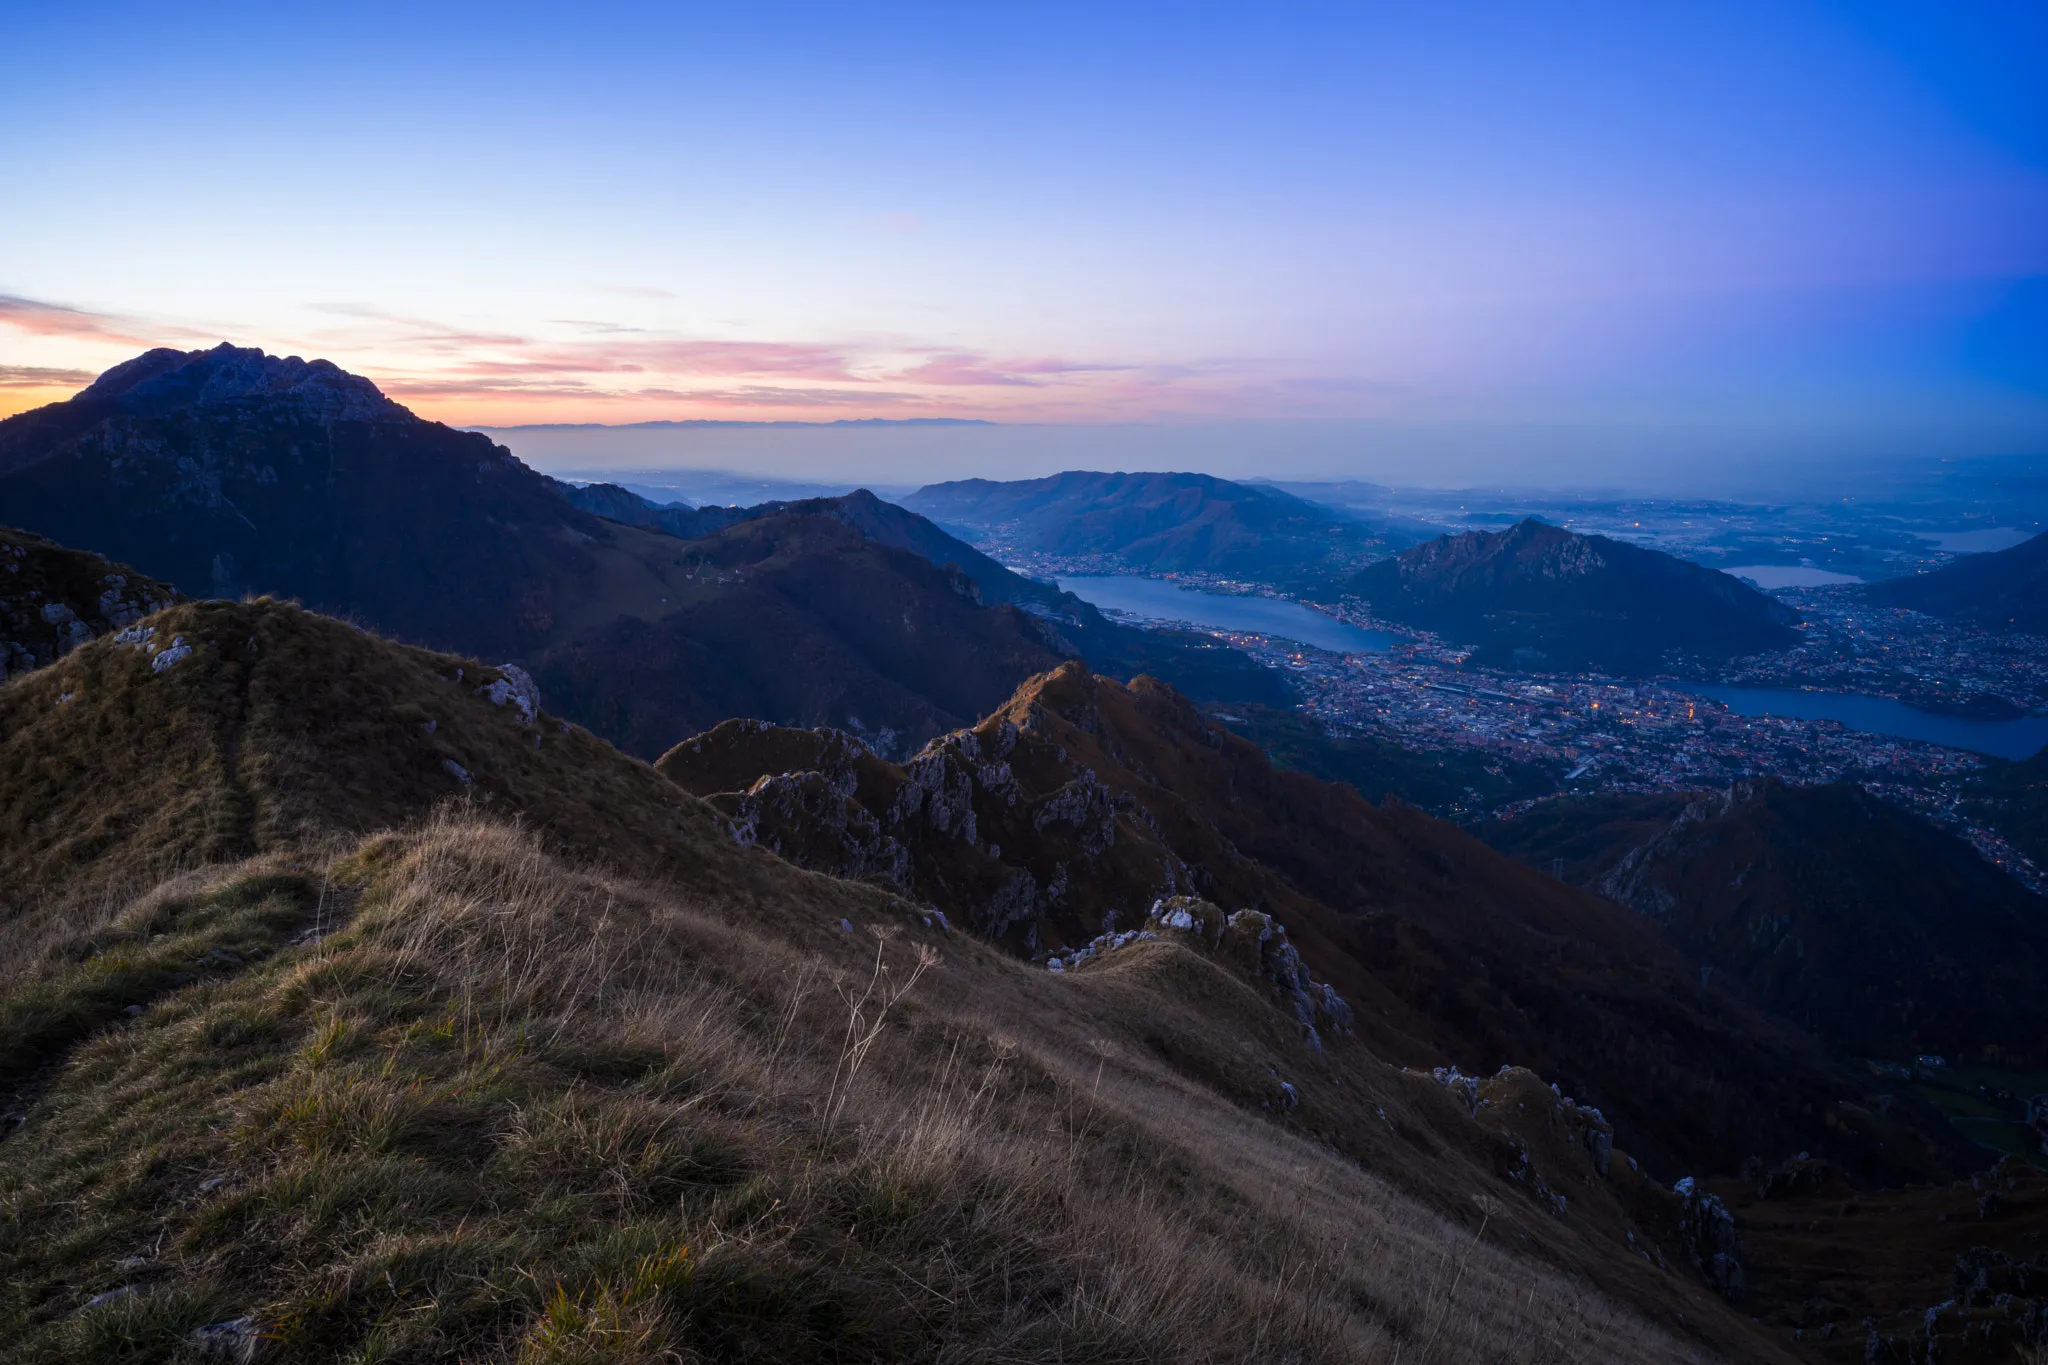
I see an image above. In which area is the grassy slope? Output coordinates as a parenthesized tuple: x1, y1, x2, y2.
(0, 603, 1784, 1363)
(0, 816, 1749, 1364)
(0, 598, 740, 906)
(665, 665, 1953, 1190)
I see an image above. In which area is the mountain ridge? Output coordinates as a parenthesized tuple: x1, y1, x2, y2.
(1866, 528, 2048, 634)
(904, 469, 1412, 580)
(1339, 517, 1801, 671)
(0, 346, 1281, 759)
(655, 661, 1978, 1187)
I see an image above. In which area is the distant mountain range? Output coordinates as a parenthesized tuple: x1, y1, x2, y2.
(904, 469, 1416, 580)
(1482, 778, 2048, 1065)
(0, 346, 1284, 756)
(1866, 527, 2048, 634)
(1337, 518, 1801, 671)
(481, 417, 995, 431)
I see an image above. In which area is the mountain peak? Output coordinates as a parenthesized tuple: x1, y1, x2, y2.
(1346, 518, 1798, 670)
(72, 342, 408, 423)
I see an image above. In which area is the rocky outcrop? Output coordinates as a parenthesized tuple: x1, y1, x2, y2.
(0, 527, 179, 681)
(1073, 895, 1356, 1048)
(1673, 1176, 1746, 1300)
(663, 697, 1175, 944)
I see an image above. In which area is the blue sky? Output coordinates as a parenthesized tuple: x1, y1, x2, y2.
(1, 1, 2042, 482)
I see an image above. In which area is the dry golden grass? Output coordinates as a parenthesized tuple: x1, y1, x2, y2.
(0, 811, 1723, 1364)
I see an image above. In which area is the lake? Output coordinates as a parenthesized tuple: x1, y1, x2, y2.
(1924, 528, 2035, 553)
(1722, 564, 1863, 589)
(1057, 576, 1397, 654)
(1692, 685, 2048, 761)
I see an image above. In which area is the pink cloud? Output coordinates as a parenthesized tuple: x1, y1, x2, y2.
(306, 306, 533, 352)
(682, 384, 927, 408)
(0, 364, 96, 389)
(890, 352, 1136, 387)
(375, 373, 919, 409)
(405, 339, 864, 383)
(561, 339, 860, 380)
(0, 294, 168, 346)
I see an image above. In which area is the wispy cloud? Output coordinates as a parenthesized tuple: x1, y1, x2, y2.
(306, 305, 532, 352)
(546, 338, 860, 380)
(681, 384, 927, 408)
(374, 374, 917, 409)
(0, 294, 171, 346)
(889, 352, 1134, 387)
(0, 364, 96, 389)
(0, 291, 1280, 422)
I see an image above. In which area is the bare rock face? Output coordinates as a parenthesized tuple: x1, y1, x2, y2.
(66, 343, 409, 424)
(0, 527, 179, 681)
(659, 669, 1205, 953)
(1673, 1176, 1746, 1301)
(1138, 896, 1356, 1048)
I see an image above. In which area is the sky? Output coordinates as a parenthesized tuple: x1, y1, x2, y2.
(2, 1, 2044, 485)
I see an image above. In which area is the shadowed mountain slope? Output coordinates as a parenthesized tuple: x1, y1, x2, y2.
(1337, 518, 1801, 672)
(0, 345, 609, 660)
(903, 469, 1408, 580)
(0, 349, 1291, 757)
(1967, 745, 2048, 875)
(1866, 528, 2048, 634)
(658, 663, 1974, 1188)
(527, 508, 1073, 758)
(564, 481, 1299, 712)
(1479, 779, 2048, 1065)
(553, 479, 753, 539)
(1, 526, 179, 682)
(0, 347, 1105, 758)
(0, 598, 1808, 1364)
